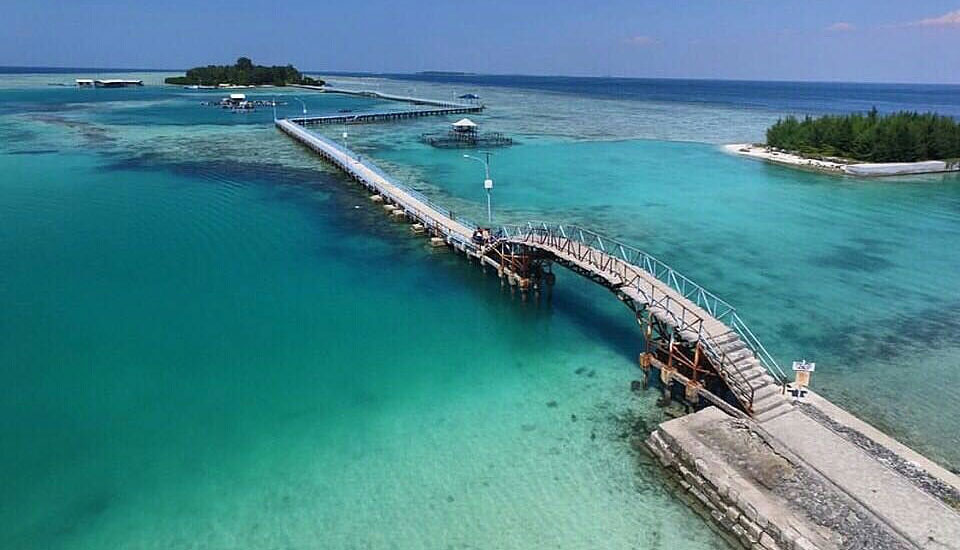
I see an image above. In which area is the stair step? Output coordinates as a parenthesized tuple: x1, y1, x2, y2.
(742, 367, 766, 381)
(712, 331, 740, 346)
(725, 358, 760, 374)
(752, 384, 781, 401)
(754, 402, 793, 422)
(752, 393, 787, 415)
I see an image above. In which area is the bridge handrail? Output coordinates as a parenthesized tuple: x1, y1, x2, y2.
(497, 221, 787, 384)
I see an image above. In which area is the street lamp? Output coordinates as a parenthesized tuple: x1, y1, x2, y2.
(272, 95, 277, 121)
(293, 97, 307, 124)
(464, 151, 494, 225)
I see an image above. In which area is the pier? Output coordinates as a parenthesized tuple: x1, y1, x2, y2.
(291, 84, 480, 108)
(289, 84, 483, 125)
(295, 105, 484, 126)
(276, 115, 960, 550)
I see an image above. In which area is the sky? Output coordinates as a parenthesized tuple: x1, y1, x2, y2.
(4, 0, 960, 83)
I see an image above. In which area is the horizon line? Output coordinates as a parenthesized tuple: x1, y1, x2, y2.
(3, 64, 960, 87)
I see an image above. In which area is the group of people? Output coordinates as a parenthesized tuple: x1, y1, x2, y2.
(471, 228, 494, 245)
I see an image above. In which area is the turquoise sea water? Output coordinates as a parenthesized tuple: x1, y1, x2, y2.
(2, 71, 959, 549)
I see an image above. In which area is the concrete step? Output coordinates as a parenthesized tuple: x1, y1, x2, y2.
(718, 340, 748, 354)
(752, 392, 787, 415)
(741, 367, 766, 381)
(751, 383, 781, 402)
(729, 356, 760, 370)
(753, 402, 794, 423)
(726, 348, 754, 362)
(710, 331, 740, 346)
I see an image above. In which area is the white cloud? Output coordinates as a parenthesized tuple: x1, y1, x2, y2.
(826, 22, 855, 32)
(908, 9, 960, 27)
(624, 35, 658, 46)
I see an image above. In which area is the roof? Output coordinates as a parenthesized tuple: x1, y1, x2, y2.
(452, 118, 477, 128)
(459, 93, 480, 99)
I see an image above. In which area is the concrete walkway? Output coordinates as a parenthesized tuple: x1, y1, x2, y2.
(762, 406, 960, 549)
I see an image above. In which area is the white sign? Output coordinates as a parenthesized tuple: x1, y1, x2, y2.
(792, 360, 816, 372)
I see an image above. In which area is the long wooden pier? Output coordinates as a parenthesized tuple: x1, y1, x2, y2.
(277, 118, 478, 249)
(296, 105, 483, 126)
(276, 115, 960, 549)
(290, 84, 478, 109)
(289, 84, 483, 125)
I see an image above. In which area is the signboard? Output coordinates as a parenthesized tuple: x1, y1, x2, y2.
(791, 359, 815, 393)
(792, 360, 815, 372)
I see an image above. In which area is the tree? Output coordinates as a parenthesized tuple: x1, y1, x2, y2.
(165, 58, 325, 87)
(764, 109, 960, 163)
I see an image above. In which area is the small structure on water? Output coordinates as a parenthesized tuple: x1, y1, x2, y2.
(76, 79, 143, 88)
(198, 94, 283, 113)
(421, 118, 513, 149)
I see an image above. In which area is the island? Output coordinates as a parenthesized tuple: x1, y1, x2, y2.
(726, 109, 960, 176)
(164, 57, 324, 87)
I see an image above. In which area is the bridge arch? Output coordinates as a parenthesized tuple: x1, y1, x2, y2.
(484, 223, 789, 419)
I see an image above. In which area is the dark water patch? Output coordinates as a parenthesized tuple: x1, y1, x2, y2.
(0, 125, 36, 143)
(5, 149, 59, 155)
(812, 241, 894, 273)
(544, 271, 642, 363)
(27, 113, 116, 148)
(791, 299, 960, 369)
(3, 491, 114, 549)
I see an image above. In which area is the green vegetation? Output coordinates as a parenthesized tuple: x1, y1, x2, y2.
(765, 108, 960, 162)
(164, 57, 324, 87)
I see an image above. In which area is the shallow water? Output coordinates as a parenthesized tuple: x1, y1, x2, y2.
(2, 72, 959, 549)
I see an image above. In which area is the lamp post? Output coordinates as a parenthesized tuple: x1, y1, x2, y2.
(463, 151, 494, 225)
(293, 97, 307, 124)
(272, 95, 277, 121)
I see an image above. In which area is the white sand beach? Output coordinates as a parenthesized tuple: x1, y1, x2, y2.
(724, 143, 960, 177)
(722, 143, 848, 173)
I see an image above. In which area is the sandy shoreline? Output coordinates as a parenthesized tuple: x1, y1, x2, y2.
(723, 143, 849, 174)
(723, 143, 960, 177)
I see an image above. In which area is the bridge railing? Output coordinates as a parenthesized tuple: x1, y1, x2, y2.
(497, 222, 787, 385)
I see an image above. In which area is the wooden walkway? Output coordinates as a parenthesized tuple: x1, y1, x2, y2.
(290, 84, 478, 109)
(296, 105, 483, 126)
(276, 117, 789, 416)
(276, 118, 477, 248)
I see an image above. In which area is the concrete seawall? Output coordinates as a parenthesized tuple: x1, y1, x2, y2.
(646, 405, 960, 549)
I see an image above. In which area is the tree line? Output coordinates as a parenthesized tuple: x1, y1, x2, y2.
(164, 57, 324, 87)
(765, 108, 960, 163)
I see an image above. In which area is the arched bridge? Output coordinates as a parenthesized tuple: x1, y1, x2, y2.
(485, 223, 790, 420)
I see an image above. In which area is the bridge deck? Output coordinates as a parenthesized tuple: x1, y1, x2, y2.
(290, 84, 477, 109)
(296, 105, 483, 126)
(276, 118, 476, 246)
